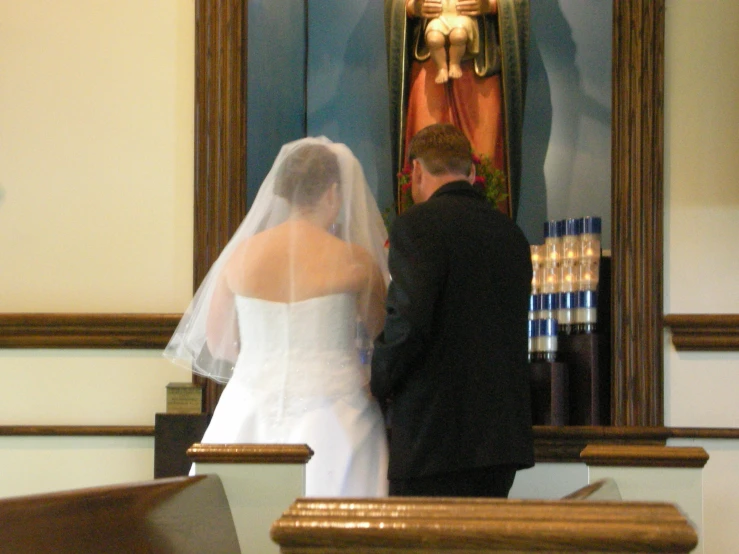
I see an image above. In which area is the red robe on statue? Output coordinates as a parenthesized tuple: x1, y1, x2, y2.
(404, 58, 507, 214)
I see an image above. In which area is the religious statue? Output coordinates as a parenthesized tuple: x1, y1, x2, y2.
(385, 0, 530, 218)
(424, 0, 479, 84)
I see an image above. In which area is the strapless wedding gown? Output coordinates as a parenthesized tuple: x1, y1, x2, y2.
(199, 292, 389, 497)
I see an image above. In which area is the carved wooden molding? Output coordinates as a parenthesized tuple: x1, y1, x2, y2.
(272, 497, 698, 553)
(0, 426, 154, 436)
(581, 444, 709, 468)
(0, 314, 180, 349)
(193, 0, 248, 413)
(611, 0, 666, 427)
(193, 0, 247, 290)
(187, 443, 313, 464)
(664, 314, 739, 351)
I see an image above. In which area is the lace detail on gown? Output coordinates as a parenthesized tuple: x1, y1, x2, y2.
(230, 293, 368, 429)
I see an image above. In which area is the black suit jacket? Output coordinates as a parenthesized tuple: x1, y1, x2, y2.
(371, 181, 535, 481)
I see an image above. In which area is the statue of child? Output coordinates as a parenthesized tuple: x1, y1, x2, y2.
(417, 0, 480, 83)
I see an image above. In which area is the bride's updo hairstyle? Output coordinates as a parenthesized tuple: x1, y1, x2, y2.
(274, 144, 341, 207)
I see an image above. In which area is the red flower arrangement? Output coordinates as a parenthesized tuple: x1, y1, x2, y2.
(395, 153, 507, 214)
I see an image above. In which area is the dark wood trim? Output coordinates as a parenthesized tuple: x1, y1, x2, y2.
(533, 425, 668, 463)
(0, 314, 180, 349)
(193, 0, 247, 289)
(581, 444, 709, 468)
(610, 0, 665, 426)
(0, 426, 154, 436)
(187, 443, 314, 464)
(664, 314, 739, 351)
(667, 427, 739, 440)
(2, 425, 737, 465)
(193, 0, 248, 414)
(533, 425, 739, 463)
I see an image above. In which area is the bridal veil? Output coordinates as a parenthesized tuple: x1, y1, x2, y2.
(164, 137, 389, 383)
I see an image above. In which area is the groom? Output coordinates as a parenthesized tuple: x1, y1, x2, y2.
(371, 123, 534, 497)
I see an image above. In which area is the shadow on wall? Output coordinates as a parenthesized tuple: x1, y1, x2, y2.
(246, 0, 307, 208)
(517, 13, 552, 242)
(518, 0, 612, 249)
(307, 0, 394, 211)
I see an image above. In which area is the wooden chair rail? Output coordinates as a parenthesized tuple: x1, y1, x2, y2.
(664, 313, 739, 351)
(2, 424, 736, 466)
(0, 425, 154, 436)
(0, 313, 180, 348)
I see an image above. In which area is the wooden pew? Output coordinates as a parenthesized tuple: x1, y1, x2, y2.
(188, 443, 312, 554)
(270, 495, 698, 553)
(0, 474, 240, 554)
(562, 477, 622, 500)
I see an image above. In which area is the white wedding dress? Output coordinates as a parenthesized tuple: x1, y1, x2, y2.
(198, 292, 389, 497)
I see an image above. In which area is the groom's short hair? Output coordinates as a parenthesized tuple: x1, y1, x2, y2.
(407, 123, 472, 177)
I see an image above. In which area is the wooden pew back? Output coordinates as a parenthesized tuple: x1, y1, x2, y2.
(0, 475, 240, 554)
(271, 496, 698, 553)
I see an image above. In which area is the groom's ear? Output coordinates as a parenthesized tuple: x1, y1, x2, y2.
(467, 163, 476, 184)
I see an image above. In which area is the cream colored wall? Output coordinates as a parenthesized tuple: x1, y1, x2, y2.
(0, 352, 187, 425)
(0, 436, 157, 497)
(663, 2, 739, 553)
(0, 0, 195, 495)
(664, 0, 739, 427)
(0, 0, 194, 312)
(664, 1, 739, 316)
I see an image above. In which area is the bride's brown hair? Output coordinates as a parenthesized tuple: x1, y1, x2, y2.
(275, 144, 341, 207)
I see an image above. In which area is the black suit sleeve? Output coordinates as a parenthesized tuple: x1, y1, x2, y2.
(370, 209, 446, 400)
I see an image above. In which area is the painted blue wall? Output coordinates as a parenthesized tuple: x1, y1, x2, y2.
(519, 0, 612, 249)
(246, 0, 306, 207)
(305, 0, 394, 211)
(246, 0, 612, 248)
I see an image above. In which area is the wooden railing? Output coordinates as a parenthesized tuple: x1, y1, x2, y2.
(270, 496, 698, 553)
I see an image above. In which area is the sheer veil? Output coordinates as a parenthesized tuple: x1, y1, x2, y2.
(164, 137, 389, 383)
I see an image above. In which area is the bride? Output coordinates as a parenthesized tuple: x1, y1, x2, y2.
(165, 137, 389, 497)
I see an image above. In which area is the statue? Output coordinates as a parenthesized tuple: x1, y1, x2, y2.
(385, 0, 530, 217)
(424, 0, 479, 84)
